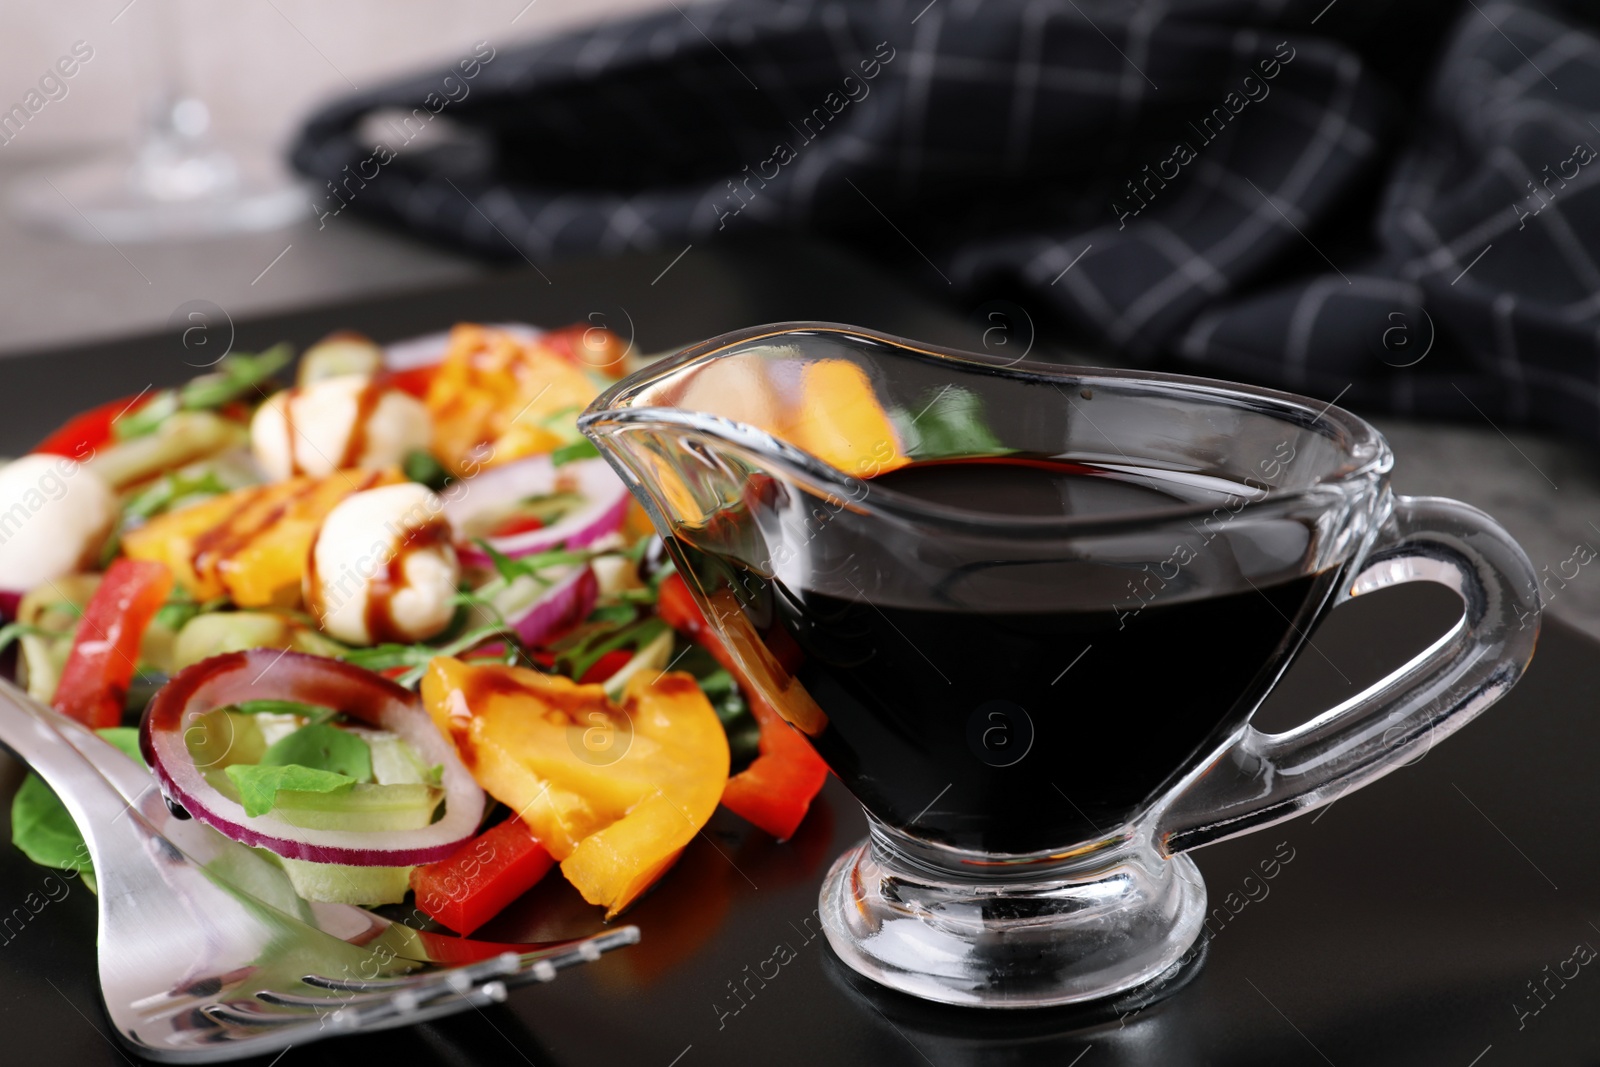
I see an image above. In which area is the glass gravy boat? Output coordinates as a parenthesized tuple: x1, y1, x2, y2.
(579, 323, 1540, 1008)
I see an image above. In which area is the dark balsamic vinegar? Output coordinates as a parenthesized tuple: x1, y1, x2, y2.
(675, 456, 1335, 854)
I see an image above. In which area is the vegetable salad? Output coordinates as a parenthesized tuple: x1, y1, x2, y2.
(0, 324, 828, 933)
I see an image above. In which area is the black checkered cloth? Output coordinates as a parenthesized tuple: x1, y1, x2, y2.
(291, 0, 1600, 442)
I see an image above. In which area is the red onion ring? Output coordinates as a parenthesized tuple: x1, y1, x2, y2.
(446, 455, 629, 566)
(141, 649, 485, 866)
(494, 565, 598, 648)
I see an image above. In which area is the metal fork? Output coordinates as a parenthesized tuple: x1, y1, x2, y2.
(5, 676, 600, 969)
(0, 678, 637, 1063)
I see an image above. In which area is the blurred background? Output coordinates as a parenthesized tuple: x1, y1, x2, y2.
(2, 3, 664, 155)
(0, 0, 665, 350)
(5, 0, 1600, 640)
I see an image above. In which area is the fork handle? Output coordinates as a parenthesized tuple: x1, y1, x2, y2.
(0, 677, 142, 864)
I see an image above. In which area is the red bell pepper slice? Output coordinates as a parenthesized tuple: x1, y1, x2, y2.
(33, 393, 147, 459)
(539, 324, 630, 379)
(53, 559, 173, 729)
(387, 364, 439, 400)
(657, 573, 829, 840)
(488, 514, 545, 538)
(720, 690, 830, 841)
(657, 571, 717, 654)
(410, 817, 555, 935)
(578, 648, 635, 685)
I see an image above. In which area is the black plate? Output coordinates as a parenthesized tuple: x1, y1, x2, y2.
(2, 242, 1590, 1064)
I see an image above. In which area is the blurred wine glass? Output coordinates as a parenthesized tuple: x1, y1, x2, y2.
(8, 0, 306, 242)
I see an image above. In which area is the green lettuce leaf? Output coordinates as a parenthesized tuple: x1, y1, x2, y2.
(224, 764, 357, 818)
(10, 727, 145, 885)
(221, 722, 373, 817)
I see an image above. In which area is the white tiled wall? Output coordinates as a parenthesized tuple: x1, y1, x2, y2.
(0, 0, 672, 157)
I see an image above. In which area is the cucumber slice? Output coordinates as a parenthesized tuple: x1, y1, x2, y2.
(277, 857, 413, 905)
(88, 411, 245, 491)
(368, 733, 434, 786)
(185, 709, 269, 770)
(174, 612, 294, 669)
(272, 782, 442, 832)
(17, 632, 72, 704)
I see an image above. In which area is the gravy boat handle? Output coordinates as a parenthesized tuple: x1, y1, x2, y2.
(1154, 493, 1540, 854)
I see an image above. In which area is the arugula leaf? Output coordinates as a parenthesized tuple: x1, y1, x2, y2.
(551, 439, 601, 466)
(339, 621, 519, 688)
(515, 490, 585, 524)
(102, 469, 233, 566)
(551, 616, 669, 681)
(478, 540, 525, 585)
(10, 728, 146, 883)
(178, 344, 293, 410)
(474, 540, 601, 587)
(114, 390, 181, 440)
(0, 621, 51, 657)
(726, 715, 762, 772)
(261, 722, 372, 780)
(115, 345, 293, 439)
(152, 590, 229, 633)
(586, 602, 638, 627)
(225, 764, 357, 818)
(696, 667, 736, 700)
(123, 469, 230, 523)
(403, 449, 454, 492)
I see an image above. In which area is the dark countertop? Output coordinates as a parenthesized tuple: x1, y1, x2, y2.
(0, 233, 1595, 1064)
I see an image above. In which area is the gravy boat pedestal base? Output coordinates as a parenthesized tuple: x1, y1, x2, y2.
(820, 817, 1205, 1008)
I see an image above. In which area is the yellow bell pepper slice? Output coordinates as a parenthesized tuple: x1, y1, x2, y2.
(121, 469, 397, 607)
(421, 657, 729, 917)
(425, 324, 599, 475)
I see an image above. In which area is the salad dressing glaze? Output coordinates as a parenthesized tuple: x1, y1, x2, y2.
(304, 524, 326, 626)
(442, 666, 608, 774)
(190, 477, 325, 584)
(336, 377, 387, 471)
(282, 385, 301, 476)
(281, 376, 389, 477)
(362, 518, 452, 644)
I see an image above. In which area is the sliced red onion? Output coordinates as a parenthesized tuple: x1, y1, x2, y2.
(141, 649, 485, 866)
(0, 590, 18, 623)
(446, 455, 629, 566)
(477, 565, 598, 648)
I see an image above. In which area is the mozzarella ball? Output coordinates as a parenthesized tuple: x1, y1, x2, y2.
(0, 454, 117, 592)
(251, 375, 430, 481)
(306, 482, 459, 645)
(587, 532, 642, 596)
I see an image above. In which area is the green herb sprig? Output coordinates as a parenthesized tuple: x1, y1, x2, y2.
(115, 344, 292, 440)
(338, 621, 523, 689)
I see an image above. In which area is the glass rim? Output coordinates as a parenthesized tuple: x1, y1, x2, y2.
(580, 322, 1395, 535)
